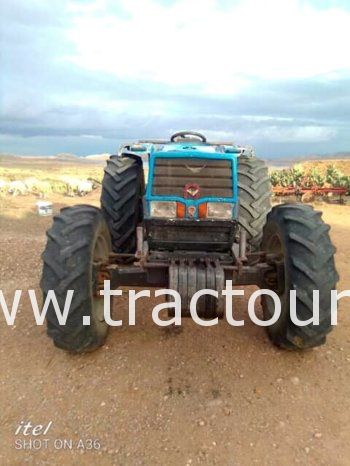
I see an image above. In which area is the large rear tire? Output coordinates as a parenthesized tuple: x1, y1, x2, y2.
(100, 156, 144, 253)
(238, 156, 271, 250)
(40, 205, 111, 353)
(262, 204, 339, 349)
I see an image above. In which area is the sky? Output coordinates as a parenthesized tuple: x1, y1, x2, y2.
(1, 0, 350, 158)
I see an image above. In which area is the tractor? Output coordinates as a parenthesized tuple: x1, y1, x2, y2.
(40, 131, 338, 352)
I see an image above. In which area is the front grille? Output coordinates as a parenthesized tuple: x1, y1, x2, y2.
(152, 157, 233, 198)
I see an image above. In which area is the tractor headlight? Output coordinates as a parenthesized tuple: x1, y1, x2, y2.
(207, 202, 234, 219)
(150, 201, 177, 218)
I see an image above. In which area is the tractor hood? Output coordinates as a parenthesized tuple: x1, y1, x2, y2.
(157, 142, 240, 156)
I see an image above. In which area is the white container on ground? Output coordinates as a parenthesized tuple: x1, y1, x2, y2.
(36, 201, 53, 216)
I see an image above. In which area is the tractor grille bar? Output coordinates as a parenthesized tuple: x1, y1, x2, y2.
(152, 158, 233, 198)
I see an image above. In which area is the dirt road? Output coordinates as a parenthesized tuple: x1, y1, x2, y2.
(1, 194, 350, 465)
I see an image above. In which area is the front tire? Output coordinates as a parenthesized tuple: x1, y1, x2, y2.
(262, 204, 339, 349)
(40, 205, 111, 353)
(238, 156, 271, 250)
(100, 156, 144, 253)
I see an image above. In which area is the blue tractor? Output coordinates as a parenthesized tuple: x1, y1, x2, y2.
(41, 131, 338, 352)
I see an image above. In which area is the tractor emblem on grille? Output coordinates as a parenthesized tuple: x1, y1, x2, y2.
(184, 183, 200, 199)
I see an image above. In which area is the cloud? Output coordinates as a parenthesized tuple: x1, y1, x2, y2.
(66, 0, 350, 91)
(0, 0, 350, 156)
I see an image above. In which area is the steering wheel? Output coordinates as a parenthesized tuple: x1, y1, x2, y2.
(170, 131, 207, 143)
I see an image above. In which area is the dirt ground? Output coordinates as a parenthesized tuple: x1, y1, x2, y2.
(0, 192, 350, 466)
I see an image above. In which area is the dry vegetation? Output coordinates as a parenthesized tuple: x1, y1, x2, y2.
(0, 155, 150, 198)
(0, 156, 105, 197)
(0, 158, 104, 182)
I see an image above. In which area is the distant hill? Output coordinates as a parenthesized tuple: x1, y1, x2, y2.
(85, 153, 111, 160)
(55, 153, 79, 161)
(0, 152, 109, 166)
(265, 151, 350, 168)
(0, 152, 109, 160)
